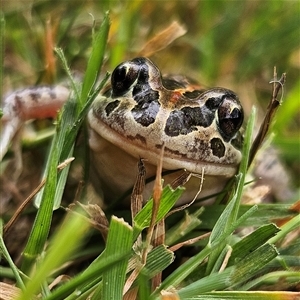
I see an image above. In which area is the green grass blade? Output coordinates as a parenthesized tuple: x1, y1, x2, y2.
(207, 174, 241, 244)
(229, 205, 258, 233)
(240, 270, 300, 291)
(182, 291, 300, 300)
(198, 203, 298, 229)
(228, 224, 280, 266)
(34, 14, 110, 210)
(80, 12, 110, 107)
(230, 243, 279, 288)
(141, 244, 174, 278)
(0, 220, 25, 289)
(55, 47, 81, 101)
(43, 251, 131, 300)
(133, 185, 184, 240)
(34, 98, 77, 210)
(21, 132, 59, 274)
(165, 207, 204, 246)
(269, 214, 300, 244)
(152, 192, 255, 295)
(206, 107, 256, 273)
(18, 213, 90, 300)
(153, 244, 213, 295)
(99, 216, 133, 300)
(60, 73, 110, 161)
(210, 107, 256, 243)
(131, 245, 174, 299)
(176, 267, 233, 297)
(176, 244, 278, 297)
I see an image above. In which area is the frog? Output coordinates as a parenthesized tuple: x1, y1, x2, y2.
(1, 57, 244, 206)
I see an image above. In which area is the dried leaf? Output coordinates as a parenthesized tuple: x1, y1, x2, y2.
(138, 21, 187, 57)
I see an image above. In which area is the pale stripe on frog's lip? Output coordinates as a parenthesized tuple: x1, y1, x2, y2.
(88, 107, 240, 178)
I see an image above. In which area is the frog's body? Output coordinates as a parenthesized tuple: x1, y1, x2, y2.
(1, 57, 244, 205)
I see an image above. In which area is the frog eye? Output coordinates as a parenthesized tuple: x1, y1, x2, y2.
(217, 96, 244, 140)
(111, 61, 140, 96)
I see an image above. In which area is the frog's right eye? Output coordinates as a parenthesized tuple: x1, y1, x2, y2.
(111, 62, 140, 96)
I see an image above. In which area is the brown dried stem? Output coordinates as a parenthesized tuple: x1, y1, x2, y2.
(248, 70, 286, 168)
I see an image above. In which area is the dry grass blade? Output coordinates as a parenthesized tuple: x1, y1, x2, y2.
(0, 282, 27, 300)
(138, 21, 187, 57)
(142, 145, 165, 264)
(131, 159, 146, 220)
(151, 219, 165, 290)
(248, 70, 286, 167)
(3, 158, 74, 236)
(3, 178, 46, 236)
(160, 290, 180, 299)
(72, 202, 109, 241)
(169, 232, 211, 252)
(168, 168, 205, 216)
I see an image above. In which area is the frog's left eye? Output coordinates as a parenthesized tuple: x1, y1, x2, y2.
(111, 62, 140, 96)
(217, 96, 244, 140)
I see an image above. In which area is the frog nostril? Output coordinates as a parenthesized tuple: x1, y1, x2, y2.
(105, 100, 120, 116)
(210, 137, 226, 158)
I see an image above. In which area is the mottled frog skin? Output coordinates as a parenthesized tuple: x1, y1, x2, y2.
(87, 57, 244, 204)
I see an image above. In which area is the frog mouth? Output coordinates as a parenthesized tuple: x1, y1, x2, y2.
(88, 109, 239, 178)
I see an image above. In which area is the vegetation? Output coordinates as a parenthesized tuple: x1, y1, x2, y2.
(1, 1, 299, 299)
